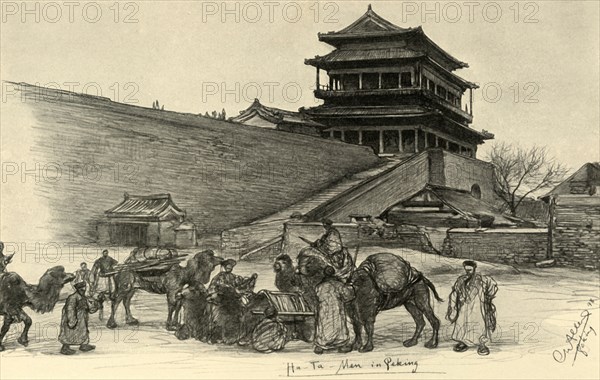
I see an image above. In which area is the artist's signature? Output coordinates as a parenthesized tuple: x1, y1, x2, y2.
(553, 298, 598, 366)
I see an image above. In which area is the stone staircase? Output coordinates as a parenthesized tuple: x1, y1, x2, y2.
(220, 156, 408, 258)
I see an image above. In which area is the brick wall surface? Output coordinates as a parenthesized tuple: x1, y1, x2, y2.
(2, 84, 380, 243)
(551, 195, 600, 270)
(442, 228, 548, 266)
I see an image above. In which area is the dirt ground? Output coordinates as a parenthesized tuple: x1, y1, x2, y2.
(1, 246, 599, 380)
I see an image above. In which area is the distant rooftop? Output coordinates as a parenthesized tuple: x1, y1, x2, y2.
(105, 193, 185, 221)
(231, 98, 323, 127)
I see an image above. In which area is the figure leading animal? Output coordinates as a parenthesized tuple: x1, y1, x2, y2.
(105, 250, 224, 330)
(0, 266, 75, 351)
(296, 247, 443, 352)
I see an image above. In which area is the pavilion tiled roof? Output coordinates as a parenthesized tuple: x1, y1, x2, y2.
(303, 105, 493, 141)
(106, 193, 185, 221)
(319, 4, 413, 38)
(304, 105, 433, 117)
(312, 5, 468, 71)
(232, 99, 323, 127)
(305, 48, 425, 66)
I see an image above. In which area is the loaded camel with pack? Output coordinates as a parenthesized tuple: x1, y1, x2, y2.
(102, 247, 224, 331)
(296, 246, 443, 352)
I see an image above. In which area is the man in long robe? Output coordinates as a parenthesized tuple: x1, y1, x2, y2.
(207, 259, 257, 344)
(90, 249, 118, 300)
(446, 260, 498, 356)
(58, 282, 101, 355)
(73, 262, 92, 295)
(314, 266, 355, 354)
(208, 259, 257, 296)
(313, 219, 354, 281)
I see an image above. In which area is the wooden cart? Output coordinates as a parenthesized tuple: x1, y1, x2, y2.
(250, 290, 314, 352)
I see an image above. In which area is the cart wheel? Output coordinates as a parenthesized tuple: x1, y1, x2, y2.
(251, 317, 288, 353)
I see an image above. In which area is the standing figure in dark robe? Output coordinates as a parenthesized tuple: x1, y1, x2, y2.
(208, 259, 257, 299)
(207, 259, 257, 344)
(314, 266, 355, 354)
(73, 262, 92, 295)
(58, 282, 101, 355)
(312, 219, 354, 281)
(90, 250, 118, 300)
(446, 260, 498, 356)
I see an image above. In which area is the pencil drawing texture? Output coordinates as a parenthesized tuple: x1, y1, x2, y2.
(0, 266, 75, 351)
(0, 2, 599, 380)
(106, 249, 224, 330)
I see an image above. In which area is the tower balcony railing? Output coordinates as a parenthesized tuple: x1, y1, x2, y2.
(315, 85, 472, 122)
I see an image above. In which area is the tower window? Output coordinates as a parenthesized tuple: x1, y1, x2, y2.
(342, 74, 360, 91)
(400, 72, 412, 87)
(362, 131, 380, 154)
(427, 133, 436, 148)
(471, 184, 482, 199)
(345, 130, 359, 144)
(383, 130, 400, 153)
(427, 78, 434, 91)
(401, 130, 415, 152)
(438, 86, 447, 99)
(448, 93, 456, 105)
(381, 73, 399, 89)
(362, 73, 379, 90)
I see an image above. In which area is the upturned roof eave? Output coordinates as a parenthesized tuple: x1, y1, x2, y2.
(305, 106, 492, 141)
(304, 54, 424, 68)
(104, 193, 185, 221)
(318, 29, 417, 42)
(232, 99, 324, 127)
(315, 27, 468, 70)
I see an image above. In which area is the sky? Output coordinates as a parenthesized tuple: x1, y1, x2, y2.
(1, 0, 599, 171)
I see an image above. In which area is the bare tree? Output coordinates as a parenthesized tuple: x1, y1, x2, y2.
(487, 142, 568, 216)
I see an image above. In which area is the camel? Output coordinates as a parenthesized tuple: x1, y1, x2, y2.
(106, 250, 224, 330)
(0, 241, 15, 273)
(0, 253, 14, 273)
(296, 248, 443, 352)
(273, 254, 309, 293)
(0, 266, 75, 351)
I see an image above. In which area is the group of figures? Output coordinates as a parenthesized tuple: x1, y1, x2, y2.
(0, 222, 498, 356)
(174, 220, 499, 356)
(0, 243, 224, 354)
